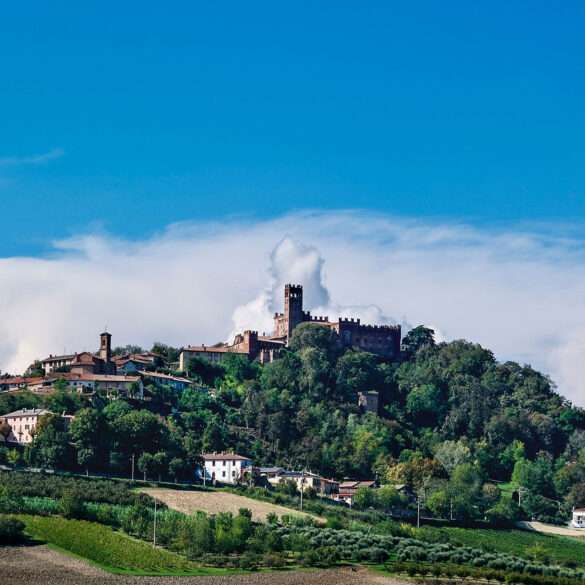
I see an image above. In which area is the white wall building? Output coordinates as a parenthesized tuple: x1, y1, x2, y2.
(570, 508, 585, 528)
(198, 453, 252, 484)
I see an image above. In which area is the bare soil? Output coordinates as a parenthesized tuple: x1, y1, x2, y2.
(140, 488, 325, 524)
(0, 544, 402, 585)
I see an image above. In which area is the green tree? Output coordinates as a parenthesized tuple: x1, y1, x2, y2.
(153, 451, 168, 482)
(354, 486, 376, 508)
(137, 452, 154, 481)
(168, 457, 184, 483)
(402, 326, 435, 354)
(289, 322, 339, 362)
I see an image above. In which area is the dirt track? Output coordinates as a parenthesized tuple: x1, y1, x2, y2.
(0, 544, 401, 585)
(140, 488, 325, 524)
(517, 521, 585, 539)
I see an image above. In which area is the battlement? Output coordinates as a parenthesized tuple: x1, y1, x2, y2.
(284, 284, 303, 299)
(310, 315, 330, 322)
(243, 330, 258, 337)
(339, 317, 361, 325)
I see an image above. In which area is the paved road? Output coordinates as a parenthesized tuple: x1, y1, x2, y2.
(517, 521, 585, 539)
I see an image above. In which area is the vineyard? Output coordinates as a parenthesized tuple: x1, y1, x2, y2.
(421, 527, 585, 566)
(21, 515, 198, 574)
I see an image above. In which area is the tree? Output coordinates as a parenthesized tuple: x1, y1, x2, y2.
(354, 486, 376, 508)
(0, 423, 12, 442)
(406, 384, 444, 427)
(275, 478, 298, 496)
(5, 449, 21, 467)
(168, 457, 184, 483)
(335, 350, 382, 401)
(138, 452, 154, 481)
(402, 326, 435, 354)
(152, 451, 168, 482)
(68, 408, 102, 474)
(376, 484, 403, 508)
(77, 448, 96, 476)
(201, 414, 226, 453)
(426, 490, 450, 517)
(289, 323, 339, 362)
(434, 440, 472, 475)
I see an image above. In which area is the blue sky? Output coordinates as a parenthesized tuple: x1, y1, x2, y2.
(2, 3, 585, 402)
(1, 2, 585, 256)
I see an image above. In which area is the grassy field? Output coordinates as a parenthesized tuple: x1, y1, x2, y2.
(419, 526, 585, 567)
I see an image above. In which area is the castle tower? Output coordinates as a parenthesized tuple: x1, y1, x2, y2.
(284, 284, 304, 338)
(99, 331, 112, 363)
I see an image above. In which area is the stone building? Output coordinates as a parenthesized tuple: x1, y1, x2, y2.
(179, 284, 401, 370)
(273, 284, 401, 358)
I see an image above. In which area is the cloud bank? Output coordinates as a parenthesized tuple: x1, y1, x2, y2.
(0, 210, 584, 405)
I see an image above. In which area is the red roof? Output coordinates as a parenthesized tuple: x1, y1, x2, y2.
(0, 377, 43, 385)
(574, 508, 585, 512)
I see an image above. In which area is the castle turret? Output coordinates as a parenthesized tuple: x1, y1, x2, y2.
(284, 284, 304, 339)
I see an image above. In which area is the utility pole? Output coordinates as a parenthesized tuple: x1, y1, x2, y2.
(153, 498, 158, 548)
(300, 469, 305, 511)
(131, 453, 135, 482)
(450, 498, 453, 521)
(518, 487, 526, 510)
(417, 498, 421, 528)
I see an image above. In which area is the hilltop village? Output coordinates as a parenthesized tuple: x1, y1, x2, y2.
(1, 283, 584, 531)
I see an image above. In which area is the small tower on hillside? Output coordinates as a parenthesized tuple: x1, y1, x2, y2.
(284, 284, 304, 338)
(99, 331, 112, 363)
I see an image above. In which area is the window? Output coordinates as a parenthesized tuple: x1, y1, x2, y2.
(223, 460, 226, 466)
(344, 330, 351, 343)
(222, 471, 226, 478)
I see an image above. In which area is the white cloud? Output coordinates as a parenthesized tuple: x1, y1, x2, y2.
(1, 210, 584, 405)
(0, 148, 65, 166)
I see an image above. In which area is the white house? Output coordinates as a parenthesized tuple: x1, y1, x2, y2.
(198, 453, 252, 484)
(570, 508, 585, 528)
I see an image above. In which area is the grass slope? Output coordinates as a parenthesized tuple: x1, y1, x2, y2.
(20, 515, 204, 575)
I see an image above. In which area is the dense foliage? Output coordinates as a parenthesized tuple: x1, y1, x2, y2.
(2, 324, 585, 522)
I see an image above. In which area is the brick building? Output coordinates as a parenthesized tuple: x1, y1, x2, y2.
(179, 284, 401, 370)
(272, 284, 401, 358)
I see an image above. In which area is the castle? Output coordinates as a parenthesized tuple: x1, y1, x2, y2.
(179, 284, 401, 369)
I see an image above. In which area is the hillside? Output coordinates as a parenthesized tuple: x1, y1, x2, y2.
(2, 323, 585, 524)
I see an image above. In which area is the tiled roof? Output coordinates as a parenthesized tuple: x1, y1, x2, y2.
(202, 453, 251, 461)
(140, 372, 191, 383)
(0, 377, 43, 385)
(183, 346, 246, 353)
(41, 354, 76, 363)
(92, 375, 140, 382)
(45, 372, 93, 381)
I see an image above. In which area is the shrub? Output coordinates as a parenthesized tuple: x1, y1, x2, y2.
(239, 551, 259, 570)
(58, 489, 85, 519)
(0, 514, 25, 543)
